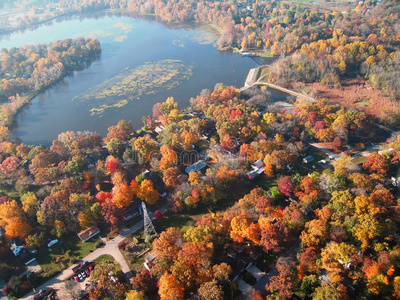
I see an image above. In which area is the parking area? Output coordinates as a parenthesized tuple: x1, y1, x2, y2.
(72, 265, 93, 283)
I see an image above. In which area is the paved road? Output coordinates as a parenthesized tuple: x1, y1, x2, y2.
(241, 69, 315, 102)
(308, 142, 336, 159)
(21, 204, 170, 300)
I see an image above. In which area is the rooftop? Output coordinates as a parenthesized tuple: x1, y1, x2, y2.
(77, 226, 100, 242)
(185, 160, 207, 174)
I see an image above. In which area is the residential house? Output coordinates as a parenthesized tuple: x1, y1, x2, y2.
(222, 246, 258, 281)
(303, 155, 315, 164)
(185, 160, 207, 174)
(77, 226, 100, 242)
(9, 238, 24, 256)
(247, 159, 265, 179)
(247, 168, 265, 180)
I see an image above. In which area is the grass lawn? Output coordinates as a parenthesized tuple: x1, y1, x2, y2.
(119, 235, 150, 271)
(256, 50, 273, 58)
(36, 243, 70, 278)
(123, 251, 146, 271)
(36, 236, 97, 279)
(94, 255, 115, 264)
(153, 212, 197, 233)
(306, 146, 329, 162)
(131, 255, 146, 270)
(248, 175, 278, 191)
(62, 235, 98, 260)
(294, 146, 330, 173)
(352, 155, 367, 165)
(256, 66, 270, 82)
(0, 184, 21, 202)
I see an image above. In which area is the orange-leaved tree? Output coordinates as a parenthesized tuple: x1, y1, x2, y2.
(111, 171, 134, 208)
(0, 200, 22, 225)
(5, 217, 31, 241)
(137, 179, 160, 205)
(171, 242, 213, 289)
(158, 272, 184, 300)
(160, 145, 178, 170)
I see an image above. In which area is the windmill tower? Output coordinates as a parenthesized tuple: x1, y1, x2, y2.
(142, 202, 157, 242)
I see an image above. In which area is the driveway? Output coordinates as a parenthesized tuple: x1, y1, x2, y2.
(246, 265, 265, 281)
(234, 278, 253, 294)
(20, 203, 171, 300)
(21, 260, 42, 277)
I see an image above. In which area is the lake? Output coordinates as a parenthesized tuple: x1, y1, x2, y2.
(0, 13, 279, 146)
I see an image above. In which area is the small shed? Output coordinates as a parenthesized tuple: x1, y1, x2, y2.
(77, 226, 100, 242)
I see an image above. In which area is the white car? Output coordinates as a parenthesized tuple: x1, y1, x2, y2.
(47, 239, 58, 248)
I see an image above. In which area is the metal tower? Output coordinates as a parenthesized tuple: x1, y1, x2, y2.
(142, 202, 157, 242)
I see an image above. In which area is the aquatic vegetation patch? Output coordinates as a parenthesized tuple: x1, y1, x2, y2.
(89, 99, 129, 117)
(75, 59, 194, 116)
(114, 35, 128, 42)
(194, 24, 219, 45)
(113, 22, 133, 32)
(172, 40, 186, 48)
(88, 30, 112, 38)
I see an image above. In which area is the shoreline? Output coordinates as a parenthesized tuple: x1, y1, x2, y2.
(0, 55, 100, 129)
(0, 10, 273, 138)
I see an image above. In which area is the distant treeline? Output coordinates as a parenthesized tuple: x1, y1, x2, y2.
(3, 0, 400, 101)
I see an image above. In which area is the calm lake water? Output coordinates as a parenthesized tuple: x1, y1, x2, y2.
(0, 13, 279, 145)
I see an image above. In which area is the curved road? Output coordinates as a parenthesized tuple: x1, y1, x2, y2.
(21, 204, 170, 300)
(241, 67, 315, 102)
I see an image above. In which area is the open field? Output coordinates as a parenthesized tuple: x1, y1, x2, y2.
(308, 79, 399, 118)
(283, 0, 353, 12)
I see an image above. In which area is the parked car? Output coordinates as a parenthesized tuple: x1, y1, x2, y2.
(81, 271, 86, 278)
(73, 263, 84, 273)
(77, 273, 83, 281)
(85, 269, 90, 276)
(47, 239, 58, 248)
(74, 276, 79, 282)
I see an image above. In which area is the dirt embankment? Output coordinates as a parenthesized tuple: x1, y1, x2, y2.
(308, 79, 399, 118)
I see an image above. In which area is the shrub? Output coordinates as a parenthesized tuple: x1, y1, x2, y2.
(95, 240, 105, 248)
(154, 210, 163, 220)
(118, 241, 126, 251)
